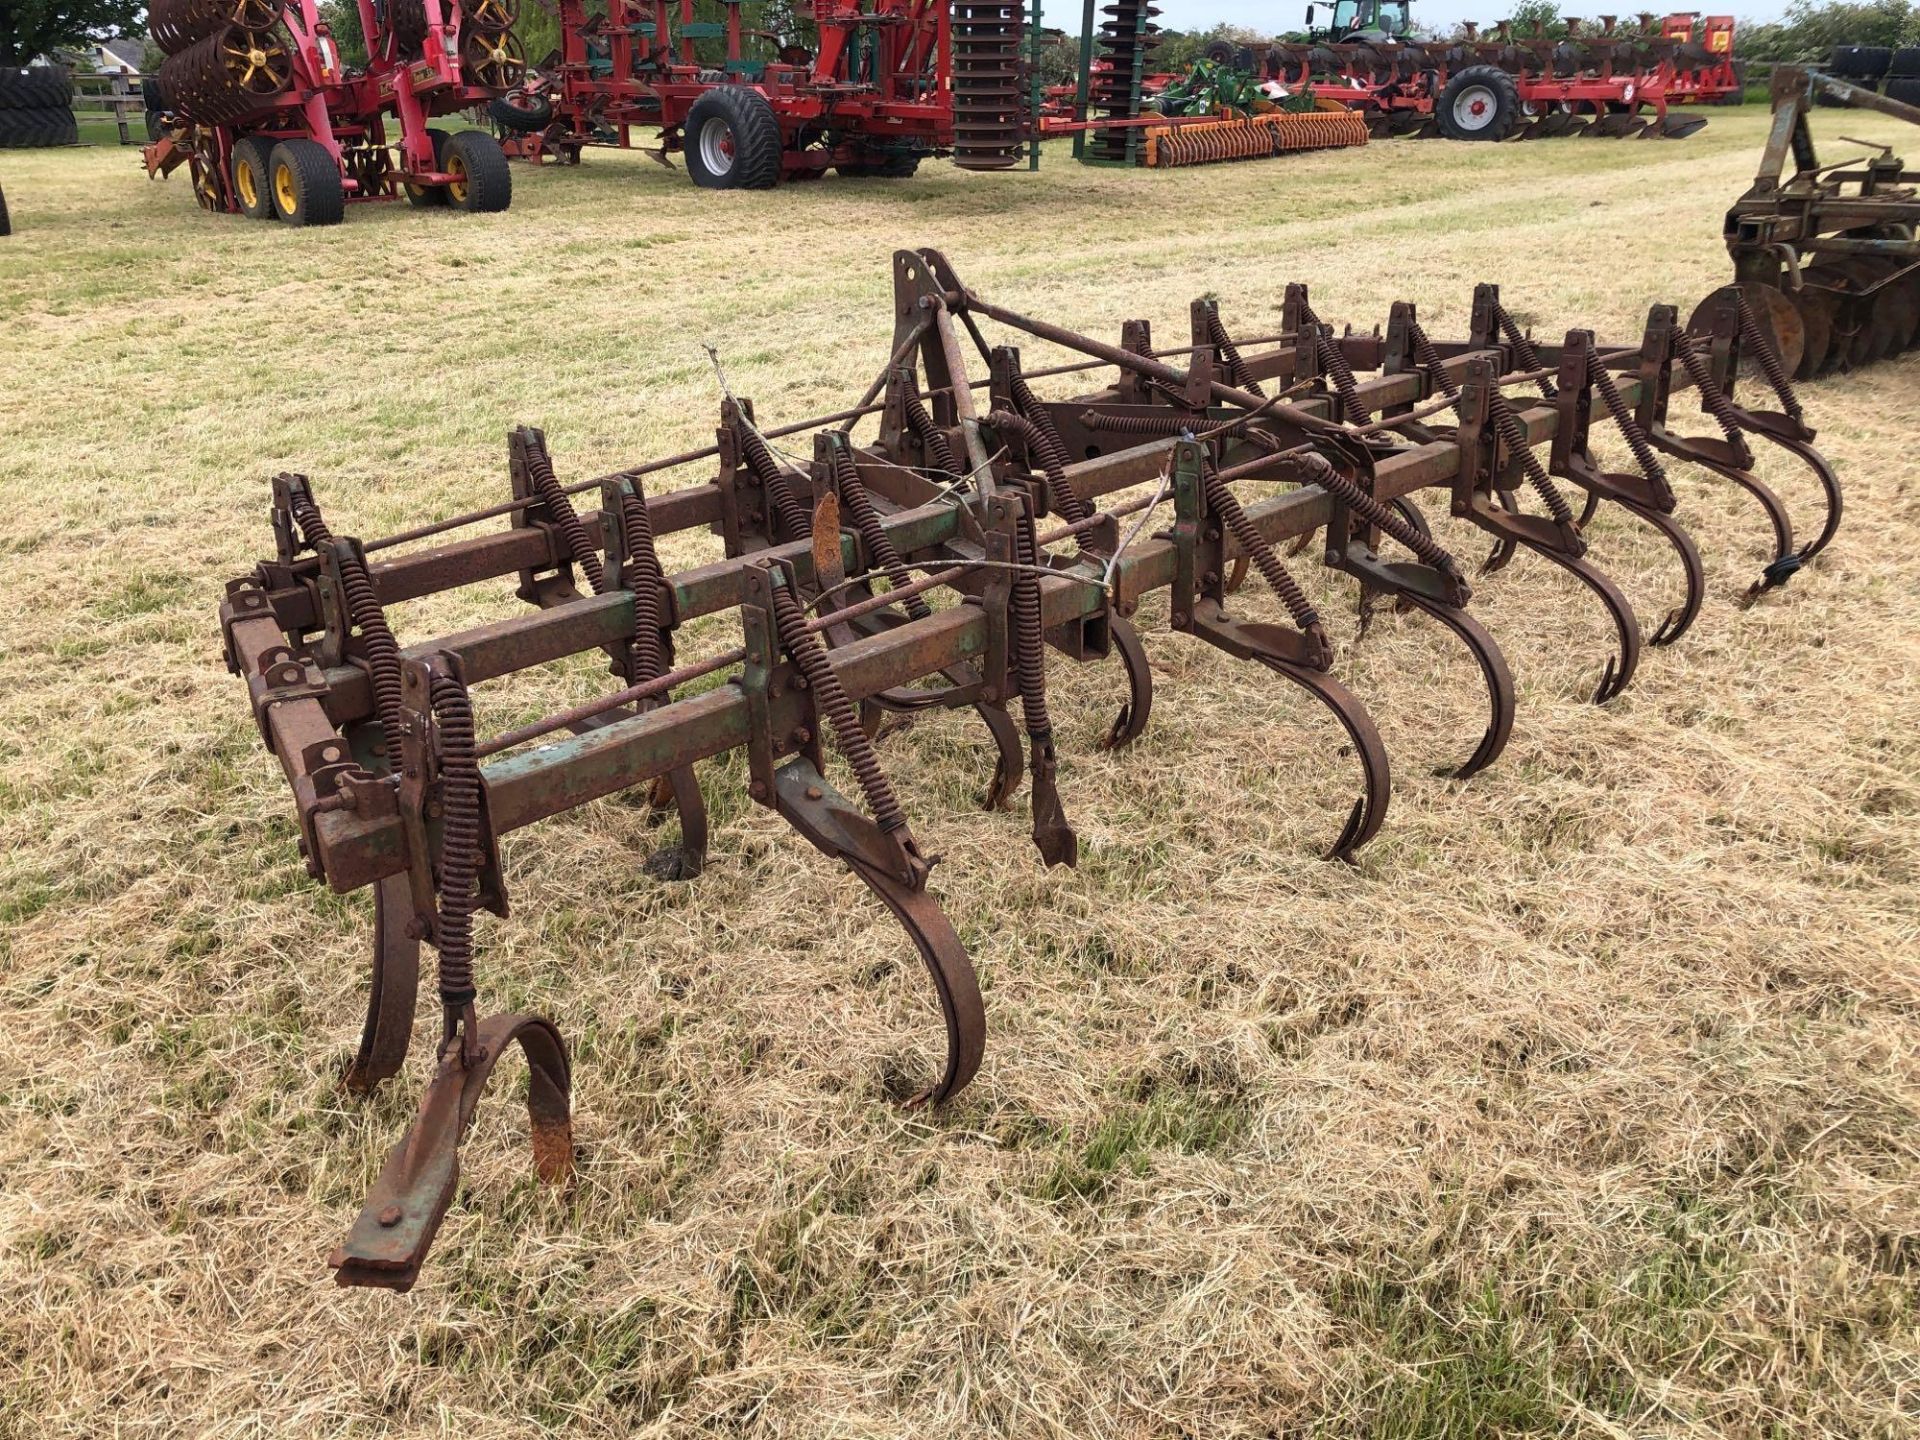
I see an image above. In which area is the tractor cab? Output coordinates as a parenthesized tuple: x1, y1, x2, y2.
(1304, 0, 1411, 43)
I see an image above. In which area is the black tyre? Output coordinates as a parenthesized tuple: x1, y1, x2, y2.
(0, 105, 78, 148)
(442, 129, 511, 213)
(0, 180, 10, 237)
(267, 138, 345, 226)
(1829, 45, 1891, 80)
(231, 137, 276, 219)
(682, 85, 782, 190)
(1203, 40, 1234, 66)
(0, 66, 73, 111)
(1886, 76, 1920, 107)
(404, 129, 450, 207)
(489, 90, 553, 133)
(1891, 47, 1920, 77)
(1437, 64, 1522, 141)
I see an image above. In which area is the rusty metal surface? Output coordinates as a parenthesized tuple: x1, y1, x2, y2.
(220, 249, 1844, 1290)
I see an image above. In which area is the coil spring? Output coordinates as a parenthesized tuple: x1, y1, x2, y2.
(1734, 291, 1804, 423)
(989, 408, 1090, 531)
(1201, 463, 1321, 631)
(1408, 321, 1463, 402)
(619, 483, 666, 685)
(1009, 375, 1091, 525)
(289, 492, 405, 745)
(1010, 500, 1055, 741)
(741, 425, 814, 541)
(1494, 303, 1557, 400)
(1486, 389, 1575, 525)
(1674, 333, 1754, 468)
(768, 583, 908, 835)
(903, 393, 959, 478)
(829, 443, 933, 622)
(1586, 352, 1668, 488)
(1297, 303, 1363, 424)
(1295, 452, 1459, 574)
(428, 670, 482, 1011)
(522, 431, 606, 596)
(1206, 311, 1263, 397)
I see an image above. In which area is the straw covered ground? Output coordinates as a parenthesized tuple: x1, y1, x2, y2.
(0, 109, 1916, 1438)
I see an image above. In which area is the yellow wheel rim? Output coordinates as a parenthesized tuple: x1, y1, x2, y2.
(446, 153, 468, 205)
(273, 161, 297, 215)
(236, 159, 257, 210)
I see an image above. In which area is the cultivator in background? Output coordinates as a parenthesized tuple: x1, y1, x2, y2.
(1697, 66, 1920, 379)
(142, 0, 521, 223)
(490, 0, 1040, 186)
(222, 248, 1841, 1291)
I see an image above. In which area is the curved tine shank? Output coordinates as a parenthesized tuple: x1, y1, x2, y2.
(343, 873, 422, 1095)
(657, 765, 709, 878)
(1749, 424, 1843, 565)
(1526, 543, 1644, 704)
(1389, 495, 1434, 542)
(330, 1013, 573, 1293)
(1101, 615, 1155, 751)
(1395, 592, 1517, 780)
(1663, 441, 1797, 568)
(1481, 489, 1522, 575)
(1224, 554, 1252, 592)
(1218, 615, 1390, 863)
(1576, 487, 1603, 530)
(772, 763, 985, 1107)
(977, 700, 1024, 810)
(1612, 498, 1707, 645)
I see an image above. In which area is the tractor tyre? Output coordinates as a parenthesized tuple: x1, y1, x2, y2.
(489, 90, 553, 134)
(1437, 65, 1523, 141)
(0, 105, 78, 147)
(267, 138, 345, 227)
(443, 129, 512, 213)
(231, 137, 276, 220)
(1203, 40, 1235, 66)
(0, 65, 73, 111)
(684, 85, 782, 190)
(1890, 47, 1920, 77)
(0, 180, 9, 237)
(1828, 46, 1891, 80)
(1885, 77, 1920, 108)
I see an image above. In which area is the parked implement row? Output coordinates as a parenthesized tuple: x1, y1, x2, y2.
(142, 0, 521, 223)
(492, 0, 1033, 186)
(222, 249, 1841, 1291)
(1704, 65, 1920, 377)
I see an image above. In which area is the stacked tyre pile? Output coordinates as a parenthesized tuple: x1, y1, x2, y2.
(0, 65, 79, 149)
(1822, 44, 1920, 106)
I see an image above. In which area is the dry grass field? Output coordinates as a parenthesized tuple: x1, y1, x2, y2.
(1, 108, 1917, 1438)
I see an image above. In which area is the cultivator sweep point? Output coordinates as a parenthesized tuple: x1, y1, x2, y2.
(1144, 108, 1368, 167)
(222, 250, 1842, 1290)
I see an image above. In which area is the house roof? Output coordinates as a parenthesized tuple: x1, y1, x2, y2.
(97, 38, 144, 72)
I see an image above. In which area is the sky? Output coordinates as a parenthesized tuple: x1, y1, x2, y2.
(1141, 1, 1794, 33)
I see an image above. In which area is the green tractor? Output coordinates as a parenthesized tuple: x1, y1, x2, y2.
(1303, 0, 1413, 44)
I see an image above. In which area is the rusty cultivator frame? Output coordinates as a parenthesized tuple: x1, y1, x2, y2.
(221, 250, 1843, 1290)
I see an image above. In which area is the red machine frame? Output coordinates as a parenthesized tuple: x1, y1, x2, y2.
(500, 0, 985, 181)
(146, 0, 520, 218)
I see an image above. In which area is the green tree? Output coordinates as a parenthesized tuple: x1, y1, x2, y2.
(0, 1, 146, 66)
(1735, 1, 1918, 61)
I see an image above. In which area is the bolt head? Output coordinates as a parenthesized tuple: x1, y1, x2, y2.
(805, 785, 824, 801)
(378, 1205, 403, 1228)
(749, 779, 768, 800)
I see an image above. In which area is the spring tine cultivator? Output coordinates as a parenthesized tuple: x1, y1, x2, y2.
(221, 249, 1843, 1291)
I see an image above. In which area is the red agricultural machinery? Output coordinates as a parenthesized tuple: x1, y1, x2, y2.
(142, 0, 527, 224)
(491, 0, 1032, 185)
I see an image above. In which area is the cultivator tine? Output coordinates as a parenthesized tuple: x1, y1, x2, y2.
(330, 1012, 572, 1292)
(342, 875, 422, 1095)
(224, 250, 1847, 1289)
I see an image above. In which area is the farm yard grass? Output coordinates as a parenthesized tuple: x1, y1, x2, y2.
(1, 109, 1917, 1437)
